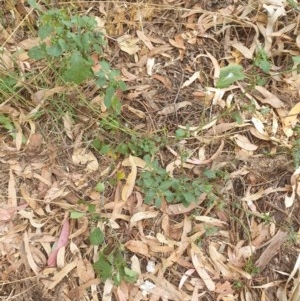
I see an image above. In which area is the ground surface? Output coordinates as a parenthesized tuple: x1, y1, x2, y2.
(0, 0, 300, 300)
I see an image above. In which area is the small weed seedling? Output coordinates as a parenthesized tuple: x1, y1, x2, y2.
(93, 245, 138, 285)
(71, 200, 138, 285)
(28, 8, 126, 112)
(137, 157, 212, 207)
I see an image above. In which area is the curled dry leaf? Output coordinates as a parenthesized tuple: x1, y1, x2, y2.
(191, 246, 215, 291)
(136, 30, 154, 50)
(26, 133, 43, 154)
(162, 193, 206, 215)
(234, 134, 258, 151)
(24, 231, 40, 275)
(72, 148, 99, 172)
(285, 166, 300, 208)
(63, 112, 74, 140)
(43, 260, 78, 290)
(8, 170, 17, 207)
(77, 259, 95, 284)
(130, 211, 158, 228)
(0, 203, 27, 222)
(125, 105, 146, 119)
(125, 240, 150, 257)
(157, 101, 192, 115)
(181, 71, 200, 88)
(152, 74, 172, 90)
(117, 34, 140, 55)
(47, 218, 70, 267)
(169, 34, 185, 50)
(122, 155, 137, 202)
(282, 102, 300, 135)
(254, 86, 285, 109)
(146, 57, 155, 76)
(255, 230, 288, 271)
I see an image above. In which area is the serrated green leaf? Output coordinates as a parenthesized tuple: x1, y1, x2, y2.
(63, 52, 92, 84)
(89, 228, 104, 245)
(93, 253, 112, 280)
(28, 46, 47, 60)
(46, 44, 63, 57)
(38, 25, 53, 40)
(104, 86, 116, 108)
(100, 60, 110, 73)
(216, 64, 245, 88)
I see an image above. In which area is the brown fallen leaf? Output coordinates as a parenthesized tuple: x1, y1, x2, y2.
(26, 133, 43, 154)
(77, 259, 95, 284)
(122, 155, 137, 202)
(161, 193, 206, 215)
(117, 34, 140, 55)
(157, 101, 192, 115)
(125, 240, 150, 257)
(191, 246, 215, 291)
(255, 229, 288, 271)
(152, 74, 172, 90)
(254, 86, 285, 109)
(234, 134, 258, 151)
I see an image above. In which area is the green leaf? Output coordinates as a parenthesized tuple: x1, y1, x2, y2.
(118, 80, 127, 91)
(255, 58, 270, 74)
(100, 60, 111, 73)
(0, 115, 14, 131)
(93, 253, 112, 280)
(89, 228, 105, 245)
(111, 95, 121, 114)
(28, 0, 42, 10)
(203, 169, 217, 179)
(104, 86, 116, 108)
(123, 267, 138, 283)
(87, 204, 96, 213)
(38, 25, 53, 40)
(63, 52, 92, 84)
(28, 45, 47, 60)
(95, 182, 105, 192)
(46, 44, 63, 57)
(91, 138, 102, 151)
(70, 211, 85, 219)
(160, 180, 173, 191)
(183, 192, 195, 204)
(144, 190, 156, 204)
(216, 64, 245, 88)
(175, 128, 187, 139)
(58, 38, 68, 52)
(292, 56, 300, 63)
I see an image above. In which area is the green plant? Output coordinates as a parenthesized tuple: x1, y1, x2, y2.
(70, 200, 138, 285)
(137, 157, 212, 207)
(28, 8, 126, 112)
(0, 114, 26, 143)
(254, 47, 271, 74)
(291, 128, 300, 168)
(244, 257, 260, 275)
(232, 280, 243, 290)
(93, 245, 138, 285)
(175, 127, 190, 139)
(204, 225, 219, 237)
(216, 64, 245, 88)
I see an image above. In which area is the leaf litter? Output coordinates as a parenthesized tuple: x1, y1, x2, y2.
(0, 0, 300, 301)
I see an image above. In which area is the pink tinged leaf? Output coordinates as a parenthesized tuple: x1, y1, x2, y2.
(47, 219, 70, 267)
